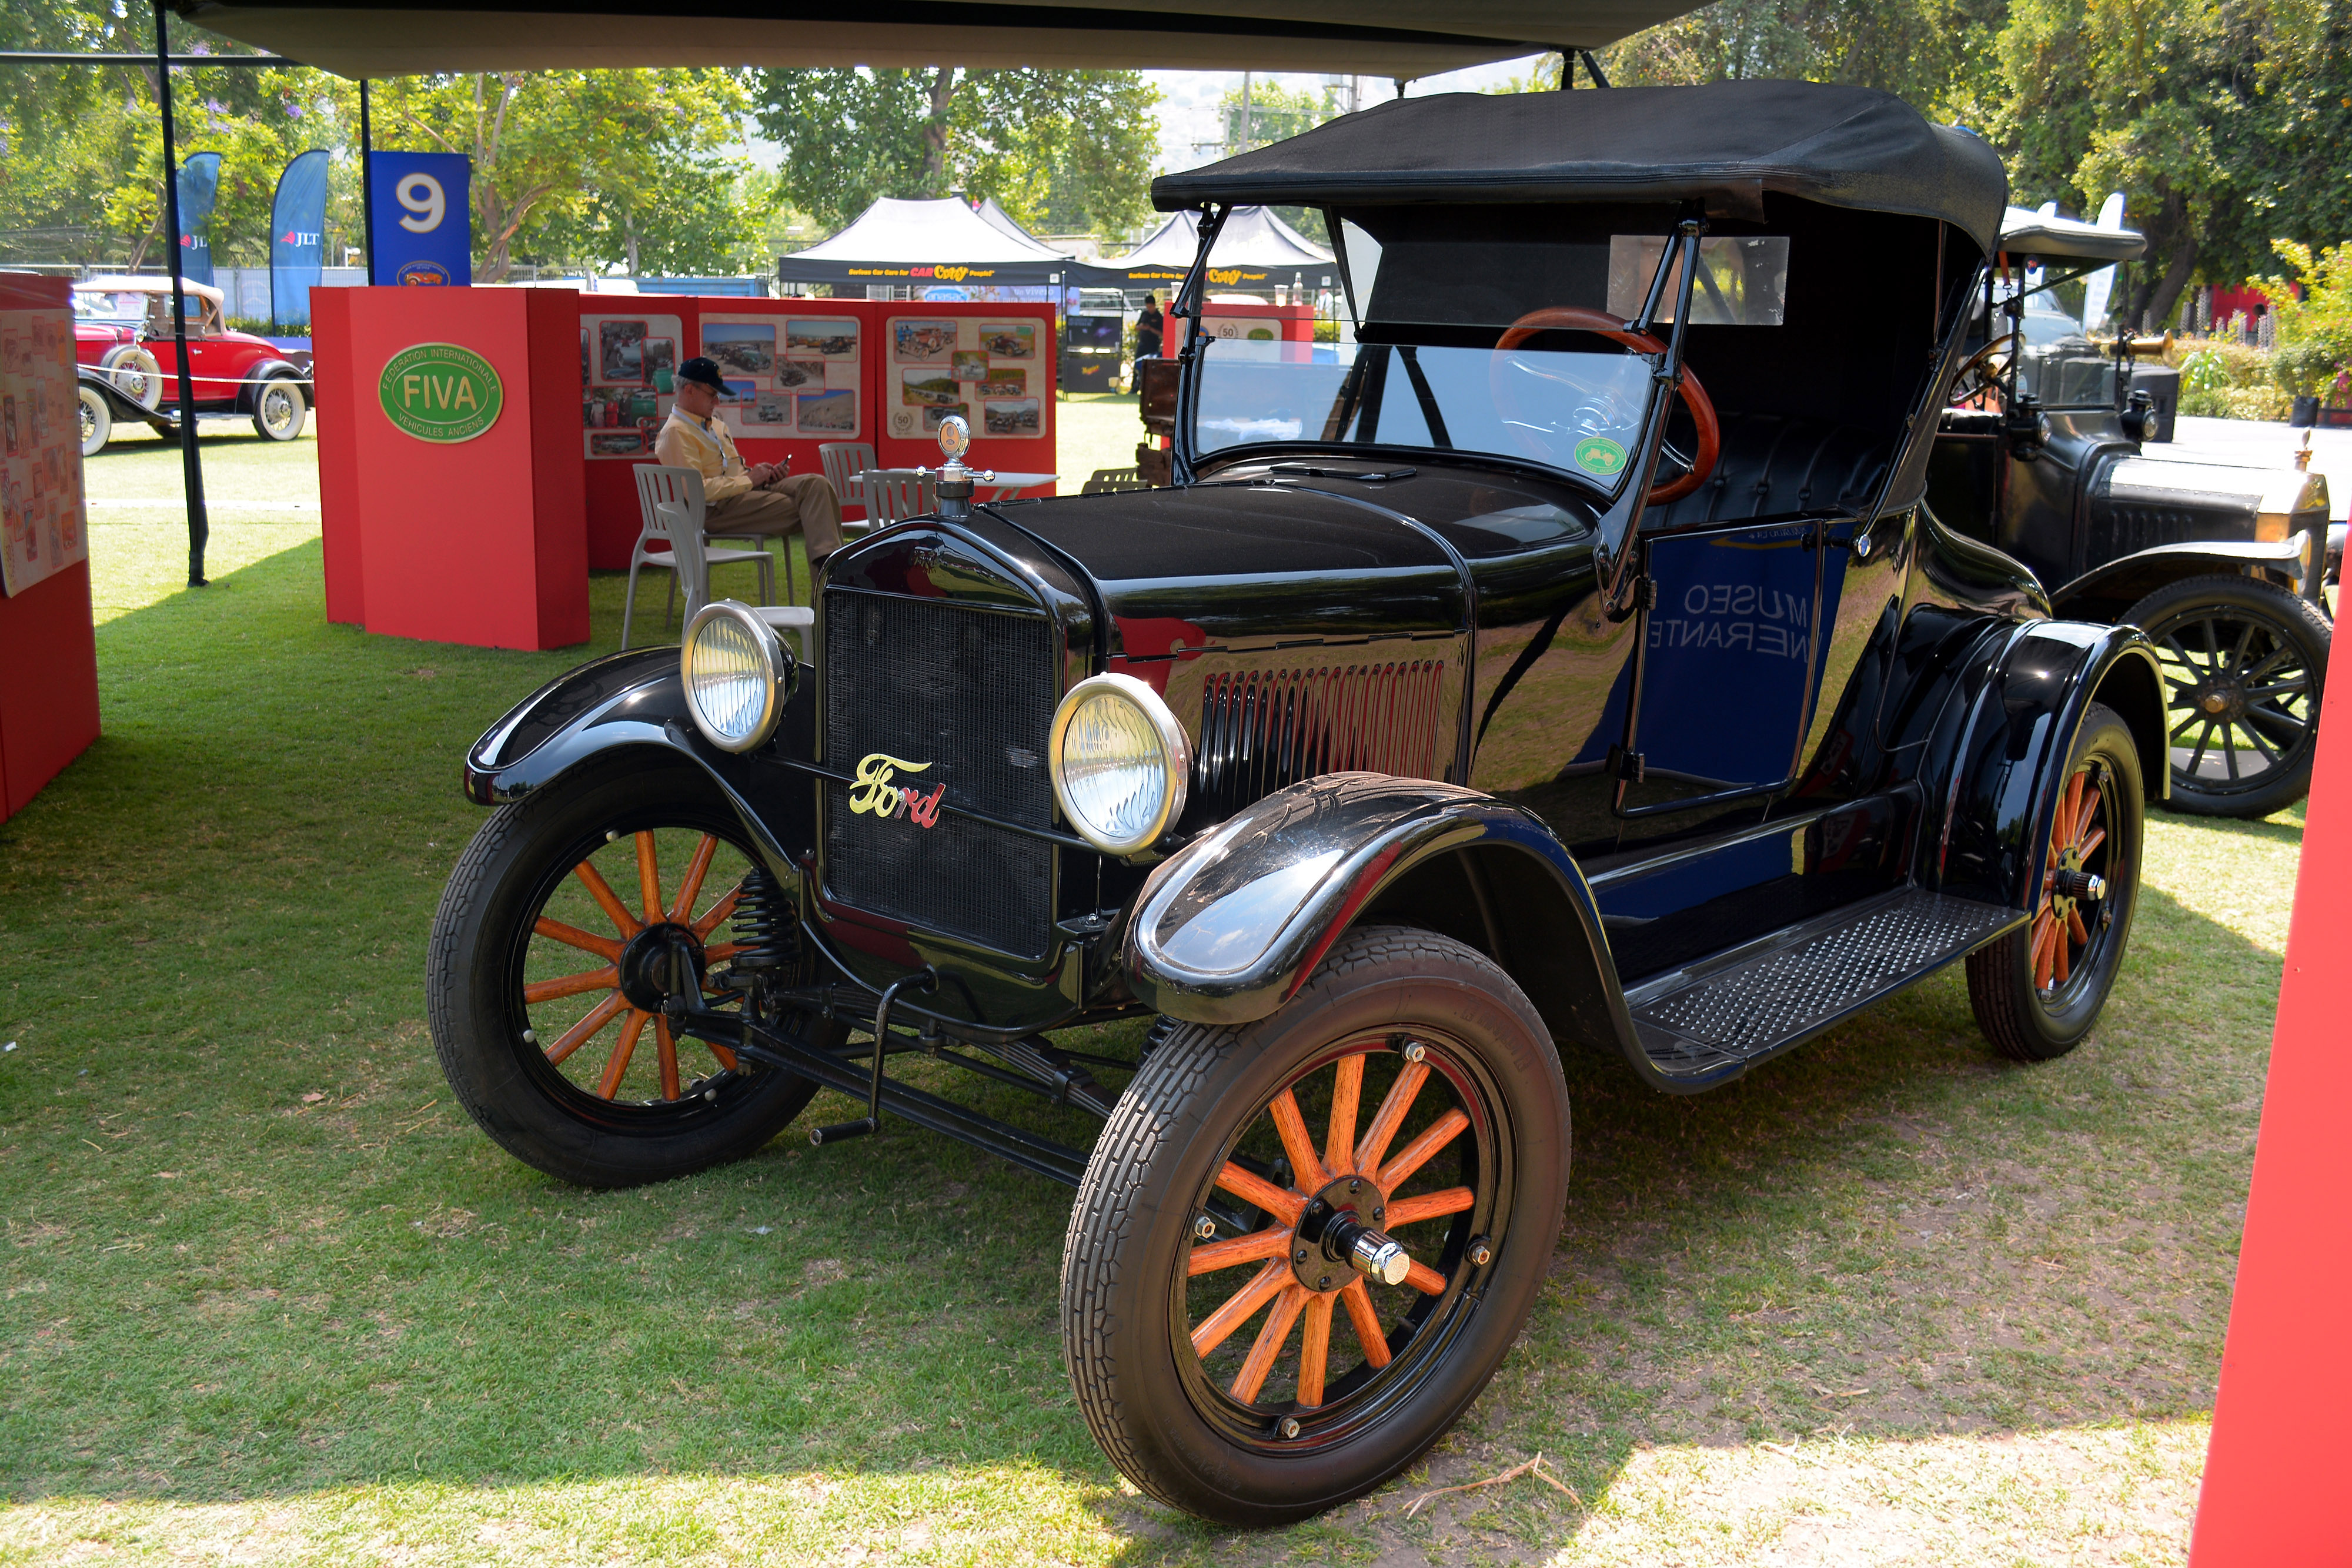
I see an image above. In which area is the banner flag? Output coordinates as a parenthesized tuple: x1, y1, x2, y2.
(367, 152, 472, 287)
(175, 151, 222, 290)
(269, 149, 331, 329)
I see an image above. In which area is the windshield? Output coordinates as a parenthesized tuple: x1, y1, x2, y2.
(1191, 337, 1656, 494)
(74, 290, 148, 321)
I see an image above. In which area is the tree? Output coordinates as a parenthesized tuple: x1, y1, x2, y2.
(752, 68, 1159, 239)
(1599, 0, 2006, 121)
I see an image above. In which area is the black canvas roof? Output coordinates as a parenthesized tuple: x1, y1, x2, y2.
(1154, 81, 2010, 252)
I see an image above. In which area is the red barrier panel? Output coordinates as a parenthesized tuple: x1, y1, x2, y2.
(2189, 616, 2352, 1564)
(0, 270, 99, 823)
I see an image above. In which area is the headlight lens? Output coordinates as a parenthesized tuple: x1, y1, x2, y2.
(1049, 673, 1191, 855)
(681, 601, 790, 753)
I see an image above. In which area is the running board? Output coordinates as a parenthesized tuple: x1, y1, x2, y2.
(1622, 888, 2023, 1084)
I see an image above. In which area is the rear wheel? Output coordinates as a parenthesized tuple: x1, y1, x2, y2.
(1063, 927, 1569, 1526)
(78, 385, 112, 457)
(252, 376, 306, 441)
(2121, 573, 2329, 817)
(427, 755, 829, 1188)
(1967, 703, 2143, 1061)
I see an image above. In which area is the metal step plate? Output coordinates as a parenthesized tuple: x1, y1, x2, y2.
(1626, 888, 2022, 1078)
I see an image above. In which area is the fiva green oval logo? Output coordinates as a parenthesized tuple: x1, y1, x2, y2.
(1572, 435, 1629, 477)
(378, 342, 503, 443)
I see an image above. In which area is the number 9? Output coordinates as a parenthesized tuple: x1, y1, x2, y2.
(395, 172, 445, 234)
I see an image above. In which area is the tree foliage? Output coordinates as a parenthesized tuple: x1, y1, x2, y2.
(751, 68, 1159, 239)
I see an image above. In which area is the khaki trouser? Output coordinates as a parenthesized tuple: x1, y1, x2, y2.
(701, 472, 844, 560)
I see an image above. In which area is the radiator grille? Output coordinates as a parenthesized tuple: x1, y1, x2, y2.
(1193, 660, 1448, 818)
(822, 589, 1058, 959)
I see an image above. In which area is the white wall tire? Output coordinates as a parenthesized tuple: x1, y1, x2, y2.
(78, 385, 113, 457)
(252, 376, 306, 442)
(100, 345, 163, 412)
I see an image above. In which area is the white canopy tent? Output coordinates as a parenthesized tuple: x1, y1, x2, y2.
(776, 195, 1080, 288)
(1081, 206, 1333, 289)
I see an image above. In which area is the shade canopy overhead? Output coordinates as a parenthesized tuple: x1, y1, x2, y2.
(173, 0, 1709, 78)
(777, 195, 1078, 287)
(1999, 205, 2146, 267)
(1154, 80, 2010, 252)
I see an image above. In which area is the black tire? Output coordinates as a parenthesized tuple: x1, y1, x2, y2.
(1062, 926, 1571, 1526)
(78, 385, 112, 457)
(1966, 702, 2143, 1062)
(427, 754, 828, 1188)
(252, 376, 306, 442)
(2121, 573, 2330, 818)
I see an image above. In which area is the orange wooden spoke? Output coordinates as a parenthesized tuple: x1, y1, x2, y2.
(533, 916, 624, 961)
(1402, 1260, 1448, 1296)
(2032, 914, 2059, 989)
(1268, 1089, 1328, 1191)
(2074, 784, 2102, 845)
(544, 992, 627, 1065)
(1188, 1226, 1295, 1276)
(1295, 1293, 1335, 1408)
(2060, 772, 2083, 843)
(524, 965, 618, 1004)
(1386, 1186, 1475, 1228)
(1377, 1108, 1471, 1193)
(596, 1009, 649, 1098)
(2052, 929, 2072, 985)
(2079, 825, 2107, 861)
(1231, 1284, 1309, 1405)
(670, 834, 720, 925)
(1215, 1162, 1305, 1225)
(573, 860, 642, 938)
(2068, 907, 2090, 945)
(1354, 1059, 1429, 1177)
(691, 884, 743, 939)
(1325, 1052, 1364, 1176)
(656, 1015, 681, 1101)
(1339, 1279, 1391, 1369)
(634, 831, 663, 925)
(705, 1039, 740, 1071)
(1191, 1258, 1292, 1358)
(704, 942, 742, 964)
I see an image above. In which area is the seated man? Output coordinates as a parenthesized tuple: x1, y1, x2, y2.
(654, 356, 844, 566)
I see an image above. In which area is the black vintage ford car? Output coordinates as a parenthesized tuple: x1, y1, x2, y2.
(432, 83, 2165, 1524)
(1929, 209, 2332, 818)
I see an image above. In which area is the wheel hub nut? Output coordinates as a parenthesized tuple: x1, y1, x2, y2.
(1347, 1228, 1411, 1286)
(2052, 869, 2106, 901)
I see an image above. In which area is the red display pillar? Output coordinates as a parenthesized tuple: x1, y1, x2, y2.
(0, 271, 100, 823)
(1201, 300, 1316, 345)
(315, 286, 587, 648)
(2188, 620, 2352, 1563)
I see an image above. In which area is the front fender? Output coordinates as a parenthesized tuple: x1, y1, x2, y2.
(1927, 619, 2165, 912)
(2050, 535, 2320, 618)
(1124, 771, 1638, 1047)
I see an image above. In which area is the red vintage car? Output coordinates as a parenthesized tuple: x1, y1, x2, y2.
(73, 276, 310, 456)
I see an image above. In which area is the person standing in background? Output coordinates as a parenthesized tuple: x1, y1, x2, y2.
(1135, 293, 1164, 360)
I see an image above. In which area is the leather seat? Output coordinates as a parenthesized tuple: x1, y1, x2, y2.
(1646, 413, 1890, 528)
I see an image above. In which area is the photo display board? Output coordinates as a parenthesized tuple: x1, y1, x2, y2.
(885, 314, 1044, 442)
(581, 310, 683, 459)
(702, 313, 862, 441)
(0, 306, 88, 597)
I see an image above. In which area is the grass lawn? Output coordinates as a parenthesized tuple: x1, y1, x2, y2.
(0, 433, 2296, 1565)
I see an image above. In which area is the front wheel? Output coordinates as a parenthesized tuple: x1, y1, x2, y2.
(1063, 927, 1570, 1526)
(1966, 702, 2144, 1061)
(2121, 573, 2329, 817)
(252, 376, 306, 441)
(427, 755, 830, 1188)
(78, 385, 112, 457)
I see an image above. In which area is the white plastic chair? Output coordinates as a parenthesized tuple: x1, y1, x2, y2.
(863, 469, 938, 529)
(624, 465, 774, 648)
(819, 442, 878, 534)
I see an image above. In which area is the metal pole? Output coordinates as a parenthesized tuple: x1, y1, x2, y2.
(152, 0, 208, 587)
(359, 78, 375, 278)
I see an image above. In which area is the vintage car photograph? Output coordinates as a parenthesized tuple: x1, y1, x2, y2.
(69, 274, 310, 454)
(430, 81, 2183, 1526)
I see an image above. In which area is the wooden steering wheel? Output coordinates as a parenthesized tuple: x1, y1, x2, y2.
(1495, 306, 1720, 506)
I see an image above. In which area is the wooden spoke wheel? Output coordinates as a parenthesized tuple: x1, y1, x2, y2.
(1063, 927, 1570, 1526)
(429, 756, 836, 1188)
(2122, 574, 2331, 818)
(1967, 703, 2144, 1062)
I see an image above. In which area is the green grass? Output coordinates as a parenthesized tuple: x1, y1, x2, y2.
(0, 436, 2298, 1564)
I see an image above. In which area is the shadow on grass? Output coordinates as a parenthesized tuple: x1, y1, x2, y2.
(0, 536, 2279, 1566)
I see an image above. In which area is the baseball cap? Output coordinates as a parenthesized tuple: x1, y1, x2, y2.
(676, 356, 727, 392)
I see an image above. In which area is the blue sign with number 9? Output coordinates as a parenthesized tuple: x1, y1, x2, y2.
(369, 152, 472, 287)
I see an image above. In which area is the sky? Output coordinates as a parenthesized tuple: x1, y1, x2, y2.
(1143, 59, 1553, 176)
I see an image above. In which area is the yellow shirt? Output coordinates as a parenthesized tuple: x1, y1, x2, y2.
(653, 404, 754, 503)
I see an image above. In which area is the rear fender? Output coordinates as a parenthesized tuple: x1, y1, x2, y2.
(1924, 619, 2165, 912)
(2050, 536, 2322, 619)
(1124, 772, 1655, 1082)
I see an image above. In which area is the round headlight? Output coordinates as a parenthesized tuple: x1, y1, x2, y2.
(681, 601, 791, 753)
(1048, 673, 1191, 856)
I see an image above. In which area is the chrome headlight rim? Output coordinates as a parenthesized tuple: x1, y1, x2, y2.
(1048, 672, 1192, 857)
(680, 599, 790, 754)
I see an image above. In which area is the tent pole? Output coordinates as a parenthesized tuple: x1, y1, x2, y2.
(152, 0, 209, 589)
(359, 78, 375, 276)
